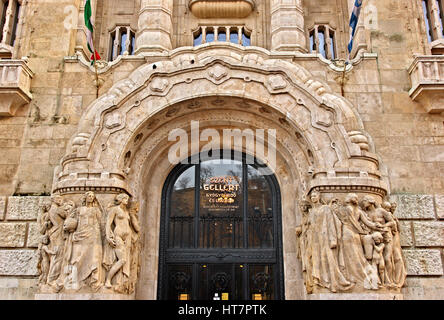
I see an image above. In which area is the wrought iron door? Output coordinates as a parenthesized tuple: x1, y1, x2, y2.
(158, 151, 284, 300)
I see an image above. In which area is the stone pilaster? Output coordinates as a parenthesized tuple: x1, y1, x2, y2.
(136, 0, 174, 54)
(270, 0, 306, 52)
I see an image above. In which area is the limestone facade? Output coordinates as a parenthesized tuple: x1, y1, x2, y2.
(0, 0, 443, 300)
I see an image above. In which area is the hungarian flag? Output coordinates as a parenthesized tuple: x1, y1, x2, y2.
(84, 0, 101, 65)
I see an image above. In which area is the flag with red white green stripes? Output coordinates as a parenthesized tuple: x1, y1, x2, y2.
(84, 0, 101, 65)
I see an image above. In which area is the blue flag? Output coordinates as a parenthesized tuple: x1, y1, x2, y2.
(348, 0, 363, 54)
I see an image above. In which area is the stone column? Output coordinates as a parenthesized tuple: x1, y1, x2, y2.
(270, 0, 306, 52)
(429, 0, 444, 41)
(136, 0, 174, 54)
(1, 0, 16, 46)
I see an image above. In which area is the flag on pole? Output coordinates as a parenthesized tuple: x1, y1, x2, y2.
(348, 0, 363, 55)
(84, 0, 101, 65)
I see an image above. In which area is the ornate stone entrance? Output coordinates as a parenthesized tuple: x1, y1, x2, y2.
(36, 46, 405, 299)
(158, 151, 284, 300)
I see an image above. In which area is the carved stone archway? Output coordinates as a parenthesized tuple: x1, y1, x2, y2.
(39, 46, 402, 299)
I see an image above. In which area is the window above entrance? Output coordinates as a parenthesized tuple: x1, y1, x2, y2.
(193, 26, 251, 46)
(109, 26, 136, 61)
(167, 155, 274, 250)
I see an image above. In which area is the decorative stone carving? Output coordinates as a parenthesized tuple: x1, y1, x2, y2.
(297, 191, 407, 294)
(103, 194, 140, 294)
(348, 131, 370, 152)
(267, 75, 287, 91)
(189, 0, 255, 18)
(208, 65, 228, 82)
(150, 78, 169, 93)
(37, 192, 141, 295)
(104, 111, 123, 129)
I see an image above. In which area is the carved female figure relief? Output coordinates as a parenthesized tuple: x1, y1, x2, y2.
(337, 193, 380, 290)
(386, 201, 407, 288)
(103, 193, 134, 292)
(296, 191, 407, 294)
(37, 201, 52, 285)
(46, 195, 68, 287)
(308, 196, 353, 293)
(361, 196, 396, 287)
(68, 192, 103, 291)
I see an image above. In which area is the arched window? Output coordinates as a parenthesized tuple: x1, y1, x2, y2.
(309, 24, 336, 60)
(0, 0, 21, 50)
(109, 26, 136, 61)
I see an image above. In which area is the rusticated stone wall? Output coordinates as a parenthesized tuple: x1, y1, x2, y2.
(0, 196, 49, 300)
(392, 194, 444, 299)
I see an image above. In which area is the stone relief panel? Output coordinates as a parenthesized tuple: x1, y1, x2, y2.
(37, 192, 141, 295)
(296, 191, 407, 294)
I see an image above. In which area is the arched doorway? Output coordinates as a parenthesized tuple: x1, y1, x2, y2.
(48, 47, 392, 299)
(158, 151, 284, 300)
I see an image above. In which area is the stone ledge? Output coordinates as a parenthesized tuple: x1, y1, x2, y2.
(307, 293, 403, 300)
(402, 277, 444, 300)
(403, 249, 444, 276)
(0, 250, 39, 276)
(413, 221, 444, 247)
(35, 293, 136, 300)
(0, 278, 38, 300)
(0, 223, 27, 247)
(390, 194, 435, 220)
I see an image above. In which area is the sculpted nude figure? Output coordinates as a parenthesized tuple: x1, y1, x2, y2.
(104, 193, 133, 289)
(361, 196, 396, 286)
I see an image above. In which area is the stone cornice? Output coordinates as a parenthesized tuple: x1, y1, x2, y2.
(64, 43, 377, 77)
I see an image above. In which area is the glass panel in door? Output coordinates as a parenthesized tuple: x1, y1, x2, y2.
(199, 159, 244, 248)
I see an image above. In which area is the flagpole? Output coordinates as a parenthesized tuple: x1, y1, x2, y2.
(93, 53, 99, 99)
(341, 60, 347, 97)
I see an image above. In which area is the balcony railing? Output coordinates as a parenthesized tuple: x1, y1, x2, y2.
(0, 59, 33, 116)
(409, 55, 444, 113)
